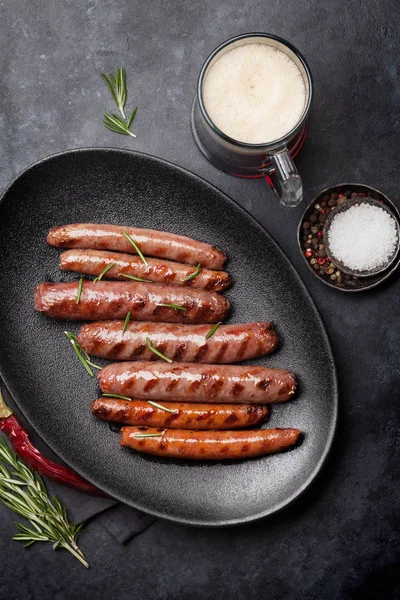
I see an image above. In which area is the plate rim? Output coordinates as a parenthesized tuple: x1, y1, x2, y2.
(0, 147, 338, 526)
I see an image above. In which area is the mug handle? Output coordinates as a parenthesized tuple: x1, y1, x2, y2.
(263, 148, 303, 208)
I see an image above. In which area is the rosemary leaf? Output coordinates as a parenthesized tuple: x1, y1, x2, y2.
(156, 303, 187, 311)
(76, 278, 83, 304)
(145, 337, 172, 363)
(133, 431, 165, 439)
(118, 273, 152, 283)
(93, 262, 116, 283)
(121, 230, 148, 265)
(205, 322, 222, 339)
(181, 263, 201, 282)
(148, 401, 178, 414)
(102, 393, 132, 401)
(122, 312, 131, 335)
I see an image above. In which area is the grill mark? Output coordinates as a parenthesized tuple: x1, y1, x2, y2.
(256, 379, 271, 391)
(241, 443, 250, 453)
(188, 379, 202, 394)
(143, 379, 159, 393)
(164, 413, 180, 426)
(109, 341, 126, 358)
(132, 343, 146, 356)
(214, 342, 229, 362)
(172, 342, 187, 361)
(224, 412, 239, 424)
(231, 383, 244, 397)
(131, 298, 146, 313)
(193, 345, 209, 362)
(208, 378, 224, 399)
(236, 336, 250, 360)
(220, 445, 229, 454)
(156, 342, 167, 355)
(166, 380, 179, 393)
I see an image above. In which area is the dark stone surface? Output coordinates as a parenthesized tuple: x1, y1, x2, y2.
(0, 0, 399, 598)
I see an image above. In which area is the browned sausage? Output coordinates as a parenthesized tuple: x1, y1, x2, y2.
(79, 321, 278, 363)
(120, 426, 301, 460)
(34, 281, 230, 323)
(92, 398, 269, 429)
(98, 361, 296, 403)
(59, 249, 231, 292)
(47, 224, 226, 269)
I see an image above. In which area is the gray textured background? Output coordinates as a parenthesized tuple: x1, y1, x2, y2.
(1, 0, 399, 598)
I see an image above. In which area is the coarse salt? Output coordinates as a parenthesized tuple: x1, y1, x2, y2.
(327, 203, 398, 272)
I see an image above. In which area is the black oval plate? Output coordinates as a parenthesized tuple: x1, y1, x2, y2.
(0, 149, 337, 526)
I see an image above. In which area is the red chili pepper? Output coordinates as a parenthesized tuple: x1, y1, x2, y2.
(0, 391, 102, 496)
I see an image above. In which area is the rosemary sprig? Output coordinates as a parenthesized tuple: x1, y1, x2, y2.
(122, 312, 131, 335)
(182, 263, 201, 282)
(76, 278, 83, 304)
(103, 112, 137, 137)
(133, 431, 165, 439)
(101, 68, 127, 119)
(102, 393, 132, 401)
(156, 303, 187, 311)
(205, 322, 222, 339)
(118, 273, 152, 283)
(101, 68, 138, 137)
(145, 337, 172, 363)
(93, 262, 116, 283)
(148, 400, 178, 414)
(64, 332, 102, 377)
(122, 230, 148, 265)
(0, 438, 88, 567)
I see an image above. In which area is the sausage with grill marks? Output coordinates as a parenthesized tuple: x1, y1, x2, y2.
(120, 426, 301, 460)
(47, 223, 226, 269)
(79, 321, 278, 363)
(92, 398, 269, 429)
(34, 281, 230, 323)
(98, 361, 296, 404)
(59, 249, 231, 292)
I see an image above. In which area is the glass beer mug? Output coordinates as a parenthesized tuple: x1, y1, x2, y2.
(191, 33, 313, 208)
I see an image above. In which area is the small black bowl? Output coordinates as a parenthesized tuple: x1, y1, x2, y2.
(298, 183, 400, 292)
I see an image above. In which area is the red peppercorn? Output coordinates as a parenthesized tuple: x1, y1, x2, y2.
(317, 231, 323, 238)
(305, 249, 312, 257)
(320, 209, 326, 214)
(317, 257, 326, 265)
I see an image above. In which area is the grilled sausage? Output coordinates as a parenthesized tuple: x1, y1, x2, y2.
(59, 249, 231, 292)
(120, 426, 301, 460)
(98, 361, 296, 403)
(92, 398, 269, 429)
(79, 321, 278, 363)
(47, 224, 226, 269)
(34, 281, 230, 323)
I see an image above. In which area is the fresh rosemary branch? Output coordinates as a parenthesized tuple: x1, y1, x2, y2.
(0, 438, 88, 568)
(101, 68, 137, 137)
(64, 332, 102, 377)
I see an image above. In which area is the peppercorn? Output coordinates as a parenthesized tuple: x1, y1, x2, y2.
(313, 263, 320, 271)
(328, 197, 337, 207)
(303, 221, 310, 230)
(305, 240, 312, 246)
(321, 200, 327, 208)
(305, 249, 312, 257)
(323, 195, 330, 203)
(317, 230, 323, 238)
(319, 213, 327, 224)
(303, 235, 309, 242)
(331, 193, 338, 200)
(310, 258, 317, 265)
(327, 267, 335, 275)
(345, 190, 351, 198)
(337, 195, 346, 205)
(318, 249, 326, 258)
(310, 226, 319, 234)
(351, 192, 358, 198)
(330, 273, 337, 280)
(315, 203, 321, 210)
(309, 214, 318, 224)
(308, 234, 312, 239)
(317, 257, 326, 265)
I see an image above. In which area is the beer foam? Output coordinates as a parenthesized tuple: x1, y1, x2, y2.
(203, 43, 307, 144)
